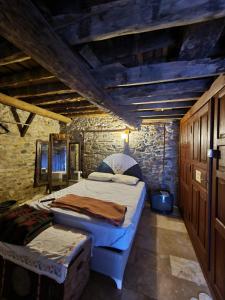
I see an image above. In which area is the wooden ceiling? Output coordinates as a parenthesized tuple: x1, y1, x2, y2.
(0, 0, 225, 126)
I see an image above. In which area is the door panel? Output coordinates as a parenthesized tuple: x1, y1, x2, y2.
(200, 113, 208, 163)
(212, 94, 225, 300)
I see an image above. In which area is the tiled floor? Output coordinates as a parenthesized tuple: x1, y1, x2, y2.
(80, 203, 212, 300)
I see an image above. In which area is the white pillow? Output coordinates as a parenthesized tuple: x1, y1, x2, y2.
(88, 172, 114, 181)
(112, 174, 139, 185)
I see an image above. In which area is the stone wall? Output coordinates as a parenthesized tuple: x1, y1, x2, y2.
(61, 115, 180, 203)
(0, 104, 60, 203)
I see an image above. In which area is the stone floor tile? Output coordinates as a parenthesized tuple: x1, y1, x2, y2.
(170, 255, 207, 286)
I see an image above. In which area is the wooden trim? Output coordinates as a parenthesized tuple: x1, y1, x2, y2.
(0, 92, 71, 123)
(181, 75, 225, 123)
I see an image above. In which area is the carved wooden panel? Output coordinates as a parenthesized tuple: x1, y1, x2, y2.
(193, 120, 199, 161)
(219, 96, 225, 138)
(216, 178, 225, 227)
(198, 190, 207, 248)
(200, 113, 208, 163)
(191, 184, 199, 231)
(214, 231, 225, 299)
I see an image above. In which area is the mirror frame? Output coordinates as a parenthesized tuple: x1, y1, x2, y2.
(34, 139, 49, 187)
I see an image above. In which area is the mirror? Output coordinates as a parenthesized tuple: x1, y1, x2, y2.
(34, 134, 82, 192)
(34, 140, 49, 186)
(49, 134, 68, 192)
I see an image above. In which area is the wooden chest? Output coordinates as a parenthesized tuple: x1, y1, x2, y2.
(0, 238, 91, 300)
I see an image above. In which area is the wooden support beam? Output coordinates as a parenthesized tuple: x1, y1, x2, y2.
(0, 41, 30, 66)
(0, 92, 71, 123)
(57, 0, 225, 44)
(110, 79, 211, 99)
(0, 0, 138, 127)
(179, 19, 225, 59)
(1, 82, 75, 98)
(10, 107, 36, 137)
(0, 67, 54, 88)
(127, 101, 194, 111)
(23, 93, 82, 105)
(95, 59, 225, 87)
(135, 108, 188, 118)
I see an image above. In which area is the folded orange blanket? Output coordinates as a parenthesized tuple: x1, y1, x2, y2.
(50, 194, 127, 226)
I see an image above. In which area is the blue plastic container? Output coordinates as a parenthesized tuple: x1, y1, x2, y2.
(151, 190, 173, 214)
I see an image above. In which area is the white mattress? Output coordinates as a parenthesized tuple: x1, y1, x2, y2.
(32, 179, 146, 250)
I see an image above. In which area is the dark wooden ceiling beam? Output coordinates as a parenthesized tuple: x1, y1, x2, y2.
(43, 100, 92, 110)
(116, 95, 199, 105)
(86, 31, 175, 65)
(126, 101, 194, 111)
(134, 108, 188, 117)
(1, 82, 75, 98)
(62, 107, 102, 115)
(24, 93, 83, 105)
(0, 40, 30, 66)
(179, 18, 225, 59)
(110, 79, 211, 99)
(95, 59, 225, 87)
(56, 0, 225, 45)
(140, 115, 182, 120)
(0, 67, 54, 88)
(0, 0, 138, 127)
(62, 111, 107, 117)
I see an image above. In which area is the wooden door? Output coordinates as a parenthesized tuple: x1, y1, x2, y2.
(189, 104, 210, 272)
(211, 94, 225, 300)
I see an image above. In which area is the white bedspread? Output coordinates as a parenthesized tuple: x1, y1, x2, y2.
(32, 180, 146, 250)
(0, 225, 89, 284)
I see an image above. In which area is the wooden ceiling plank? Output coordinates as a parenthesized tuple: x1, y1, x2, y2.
(56, 0, 225, 44)
(89, 31, 175, 65)
(1, 82, 75, 98)
(95, 58, 225, 87)
(126, 101, 194, 111)
(134, 108, 188, 117)
(42, 100, 92, 110)
(179, 18, 225, 59)
(0, 40, 30, 66)
(140, 115, 182, 120)
(110, 79, 211, 99)
(0, 92, 71, 123)
(0, 0, 138, 127)
(0, 67, 54, 88)
(62, 111, 107, 117)
(23, 93, 82, 105)
(116, 95, 199, 105)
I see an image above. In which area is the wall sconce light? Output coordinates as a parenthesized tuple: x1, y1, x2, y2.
(121, 129, 130, 143)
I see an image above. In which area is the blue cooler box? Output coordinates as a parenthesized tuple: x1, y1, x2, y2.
(151, 191, 173, 214)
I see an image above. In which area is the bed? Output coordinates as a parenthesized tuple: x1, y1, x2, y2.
(32, 153, 147, 289)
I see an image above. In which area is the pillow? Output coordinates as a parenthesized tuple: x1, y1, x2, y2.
(88, 172, 114, 182)
(112, 174, 139, 185)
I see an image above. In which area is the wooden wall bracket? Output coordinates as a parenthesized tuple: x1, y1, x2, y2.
(10, 107, 35, 137)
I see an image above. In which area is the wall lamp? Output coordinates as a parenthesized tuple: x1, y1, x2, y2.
(121, 129, 130, 143)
